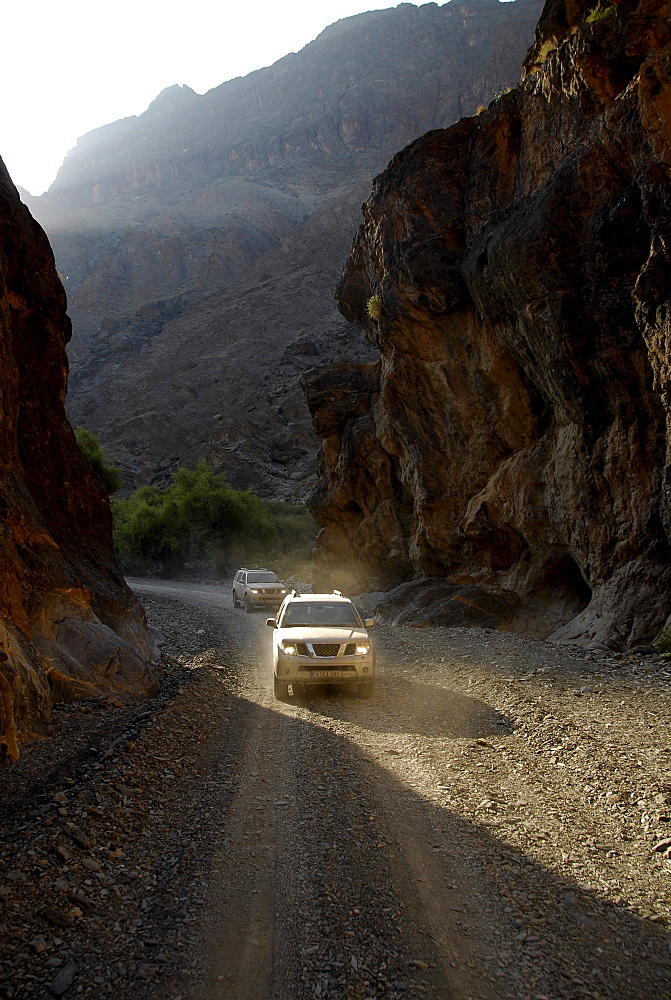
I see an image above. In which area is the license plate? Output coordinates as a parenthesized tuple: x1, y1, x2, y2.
(313, 670, 344, 679)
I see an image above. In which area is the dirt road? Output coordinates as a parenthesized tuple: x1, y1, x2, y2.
(2, 580, 671, 1000)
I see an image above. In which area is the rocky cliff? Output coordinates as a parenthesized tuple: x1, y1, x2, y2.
(27, 0, 542, 498)
(0, 161, 157, 761)
(305, 0, 671, 648)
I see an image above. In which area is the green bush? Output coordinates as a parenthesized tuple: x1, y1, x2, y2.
(366, 294, 382, 321)
(586, 5, 614, 22)
(111, 461, 317, 576)
(75, 428, 122, 494)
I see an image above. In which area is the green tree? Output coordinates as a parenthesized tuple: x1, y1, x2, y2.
(110, 461, 309, 575)
(112, 485, 184, 570)
(75, 428, 122, 494)
(170, 462, 275, 567)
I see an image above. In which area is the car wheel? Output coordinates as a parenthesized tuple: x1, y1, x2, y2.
(245, 596, 253, 613)
(274, 676, 289, 700)
(232, 591, 238, 607)
(358, 681, 374, 698)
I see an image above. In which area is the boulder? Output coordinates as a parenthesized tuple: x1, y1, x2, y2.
(355, 579, 518, 630)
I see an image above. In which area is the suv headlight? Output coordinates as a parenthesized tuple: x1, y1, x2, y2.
(280, 641, 297, 655)
(250, 589, 259, 594)
(356, 642, 370, 655)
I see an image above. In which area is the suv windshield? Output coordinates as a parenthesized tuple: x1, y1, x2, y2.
(281, 601, 360, 627)
(248, 572, 279, 584)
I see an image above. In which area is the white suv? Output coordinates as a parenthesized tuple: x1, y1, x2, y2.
(233, 568, 288, 612)
(268, 592, 375, 699)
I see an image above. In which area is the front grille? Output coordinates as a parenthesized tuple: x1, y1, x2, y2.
(293, 642, 358, 657)
(313, 643, 341, 657)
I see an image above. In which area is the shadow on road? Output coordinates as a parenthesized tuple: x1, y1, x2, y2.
(288, 676, 512, 739)
(187, 686, 671, 1000)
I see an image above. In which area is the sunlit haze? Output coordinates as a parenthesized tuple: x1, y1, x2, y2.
(2, 0, 431, 196)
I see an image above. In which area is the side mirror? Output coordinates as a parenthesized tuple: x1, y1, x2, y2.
(266, 618, 277, 628)
(364, 618, 375, 628)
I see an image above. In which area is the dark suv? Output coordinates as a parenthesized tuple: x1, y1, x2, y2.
(232, 568, 287, 612)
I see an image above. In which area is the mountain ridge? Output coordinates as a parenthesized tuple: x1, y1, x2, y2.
(27, 0, 543, 498)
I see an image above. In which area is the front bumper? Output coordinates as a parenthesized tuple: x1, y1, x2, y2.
(274, 652, 375, 685)
(247, 592, 286, 607)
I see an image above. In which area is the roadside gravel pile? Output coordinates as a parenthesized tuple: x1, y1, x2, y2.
(0, 582, 670, 1000)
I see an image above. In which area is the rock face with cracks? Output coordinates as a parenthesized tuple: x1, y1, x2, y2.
(0, 160, 157, 761)
(305, 0, 671, 649)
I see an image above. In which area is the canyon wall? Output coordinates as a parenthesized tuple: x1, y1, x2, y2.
(305, 0, 671, 647)
(0, 161, 157, 761)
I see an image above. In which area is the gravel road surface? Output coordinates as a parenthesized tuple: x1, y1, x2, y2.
(1, 579, 671, 1000)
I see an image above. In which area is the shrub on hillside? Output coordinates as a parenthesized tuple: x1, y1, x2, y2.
(366, 294, 382, 321)
(75, 427, 122, 494)
(585, 4, 614, 21)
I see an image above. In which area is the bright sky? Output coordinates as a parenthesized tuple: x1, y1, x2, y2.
(1, 0, 422, 196)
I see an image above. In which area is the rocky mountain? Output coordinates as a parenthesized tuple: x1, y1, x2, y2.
(27, 0, 542, 498)
(0, 160, 157, 761)
(304, 0, 671, 648)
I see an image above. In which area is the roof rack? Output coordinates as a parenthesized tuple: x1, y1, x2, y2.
(332, 590, 342, 597)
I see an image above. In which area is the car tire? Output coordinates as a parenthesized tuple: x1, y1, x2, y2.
(245, 596, 253, 613)
(358, 681, 374, 698)
(274, 676, 289, 700)
(232, 591, 238, 608)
